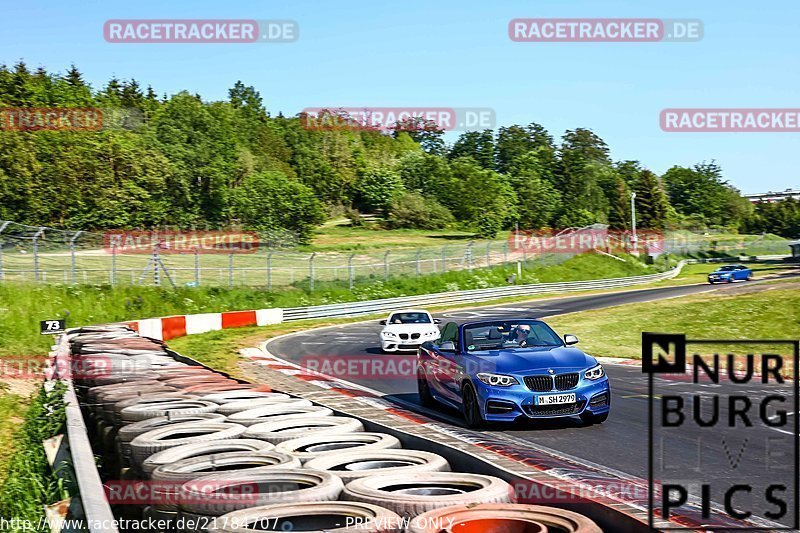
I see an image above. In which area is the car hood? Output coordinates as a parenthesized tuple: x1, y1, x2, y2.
(466, 346, 597, 374)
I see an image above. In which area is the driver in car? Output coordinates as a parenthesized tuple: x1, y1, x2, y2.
(507, 324, 531, 345)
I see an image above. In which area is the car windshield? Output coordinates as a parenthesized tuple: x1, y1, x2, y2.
(718, 266, 736, 271)
(388, 312, 431, 324)
(463, 320, 563, 351)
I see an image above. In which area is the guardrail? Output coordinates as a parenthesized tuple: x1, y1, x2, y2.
(121, 262, 693, 341)
(281, 263, 687, 321)
(51, 335, 120, 533)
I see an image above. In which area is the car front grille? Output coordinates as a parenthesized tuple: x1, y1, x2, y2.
(523, 400, 586, 417)
(554, 373, 579, 390)
(524, 375, 553, 392)
(524, 372, 580, 392)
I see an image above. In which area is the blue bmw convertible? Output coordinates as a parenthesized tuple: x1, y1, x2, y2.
(416, 319, 610, 428)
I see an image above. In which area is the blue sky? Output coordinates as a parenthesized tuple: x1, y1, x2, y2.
(1, 0, 797, 194)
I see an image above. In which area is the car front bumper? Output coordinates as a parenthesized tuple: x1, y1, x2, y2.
(381, 339, 423, 352)
(473, 376, 611, 422)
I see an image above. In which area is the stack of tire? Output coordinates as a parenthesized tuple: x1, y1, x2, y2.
(67, 325, 601, 533)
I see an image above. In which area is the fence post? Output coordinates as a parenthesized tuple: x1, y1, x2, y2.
(415, 249, 421, 275)
(111, 243, 117, 286)
(485, 242, 491, 268)
(153, 248, 161, 287)
(309, 253, 316, 291)
(228, 252, 234, 288)
(0, 221, 9, 281)
(194, 248, 200, 286)
(267, 251, 273, 291)
(33, 227, 45, 282)
(503, 242, 508, 265)
(69, 230, 82, 285)
(348, 253, 355, 290)
(383, 251, 390, 280)
(467, 240, 474, 273)
(441, 246, 447, 273)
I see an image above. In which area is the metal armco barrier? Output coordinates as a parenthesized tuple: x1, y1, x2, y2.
(51, 337, 120, 533)
(280, 263, 688, 321)
(120, 262, 692, 341)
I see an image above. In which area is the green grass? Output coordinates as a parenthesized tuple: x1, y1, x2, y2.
(0, 252, 662, 359)
(304, 224, 481, 252)
(0, 390, 27, 481)
(546, 282, 800, 360)
(0, 383, 71, 532)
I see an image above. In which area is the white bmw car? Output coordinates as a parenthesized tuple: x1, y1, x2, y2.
(379, 310, 441, 353)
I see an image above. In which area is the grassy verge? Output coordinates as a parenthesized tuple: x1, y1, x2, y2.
(0, 389, 27, 480)
(0, 252, 662, 358)
(546, 281, 800, 360)
(0, 382, 70, 532)
(305, 224, 479, 252)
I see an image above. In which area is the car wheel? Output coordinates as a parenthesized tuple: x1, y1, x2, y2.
(417, 368, 435, 407)
(727, 277, 733, 283)
(462, 383, 485, 429)
(580, 412, 609, 425)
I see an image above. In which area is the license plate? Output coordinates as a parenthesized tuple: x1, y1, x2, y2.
(536, 393, 576, 405)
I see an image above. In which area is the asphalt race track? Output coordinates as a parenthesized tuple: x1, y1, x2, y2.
(268, 274, 800, 526)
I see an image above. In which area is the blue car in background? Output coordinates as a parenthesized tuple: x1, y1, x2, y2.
(417, 319, 610, 428)
(707, 264, 753, 284)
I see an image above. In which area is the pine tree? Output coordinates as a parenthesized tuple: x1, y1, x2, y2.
(634, 170, 669, 229)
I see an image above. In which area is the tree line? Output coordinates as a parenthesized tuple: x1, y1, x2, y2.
(0, 62, 795, 243)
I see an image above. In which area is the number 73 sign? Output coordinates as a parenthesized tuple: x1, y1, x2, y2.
(40, 319, 66, 335)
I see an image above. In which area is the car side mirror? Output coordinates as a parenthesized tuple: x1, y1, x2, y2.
(380, 320, 386, 325)
(564, 334, 579, 345)
(439, 341, 456, 352)
(433, 318, 441, 324)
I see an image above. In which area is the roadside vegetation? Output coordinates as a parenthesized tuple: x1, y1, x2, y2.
(2, 63, 798, 244)
(546, 280, 800, 360)
(0, 382, 70, 531)
(0, 252, 663, 358)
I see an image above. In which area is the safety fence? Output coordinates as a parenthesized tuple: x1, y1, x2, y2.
(0, 221, 556, 289)
(1, 220, 791, 289)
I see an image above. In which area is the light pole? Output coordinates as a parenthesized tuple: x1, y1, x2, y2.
(630, 192, 638, 254)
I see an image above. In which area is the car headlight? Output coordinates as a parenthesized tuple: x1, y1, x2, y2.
(477, 373, 519, 387)
(381, 331, 396, 338)
(584, 364, 605, 381)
